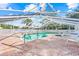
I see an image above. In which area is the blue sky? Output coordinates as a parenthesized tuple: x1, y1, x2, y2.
(1, 3, 79, 26)
(0, 3, 79, 15)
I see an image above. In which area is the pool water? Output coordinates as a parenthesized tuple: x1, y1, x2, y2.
(22, 32, 58, 41)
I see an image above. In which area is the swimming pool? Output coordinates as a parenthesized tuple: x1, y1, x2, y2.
(22, 32, 58, 41)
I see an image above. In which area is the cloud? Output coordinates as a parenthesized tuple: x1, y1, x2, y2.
(24, 4, 40, 12)
(0, 3, 23, 12)
(0, 7, 23, 12)
(40, 3, 46, 8)
(8, 7, 13, 10)
(7, 7, 20, 11)
(57, 10, 61, 12)
(67, 3, 78, 9)
(8, 13, 14, 15)
(0, 3, 9, 9)
(67, 9, 73, 12)
(0, 3, 41, 12)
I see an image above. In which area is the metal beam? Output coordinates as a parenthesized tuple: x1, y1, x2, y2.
(0, 12, 79, 24)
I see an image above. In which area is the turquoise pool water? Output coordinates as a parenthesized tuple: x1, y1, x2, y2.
(22, 32, 58, 41)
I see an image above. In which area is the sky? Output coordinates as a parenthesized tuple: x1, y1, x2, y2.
(0, 3, 79, 27)
(0, 3, 79, 15)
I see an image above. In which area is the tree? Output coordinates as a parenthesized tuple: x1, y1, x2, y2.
(22, 18, 32, 29)
(0, 24, 19, 29)
(67, 8, 79, 19)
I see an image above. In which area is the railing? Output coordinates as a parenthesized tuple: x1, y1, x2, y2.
(0, 29, 79, 42)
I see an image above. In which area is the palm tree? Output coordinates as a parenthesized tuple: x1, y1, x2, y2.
(40, 18, 50, 29)
(22, 18, 32, 46)
(22, 18, 32, 29)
